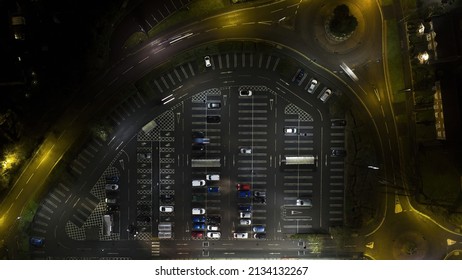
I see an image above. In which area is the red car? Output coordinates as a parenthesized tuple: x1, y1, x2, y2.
(191, 231, 204, 238)
(236, 183, 251, 191)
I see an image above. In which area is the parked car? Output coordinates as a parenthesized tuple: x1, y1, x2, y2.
(105, 176, 119, 183)
(253, 196, 266, 204)
(240, 147, 252, 154)
(192, 208, 206, 215)
(307, 79, 318, 93)
(233, 232, 249, 239)
(239, 205, 252, 212)
(207, 225, 219, 231)
(252, 225, 266, 233)
(207, 231, 221, 239)
(159, 206, 174, 213)
(192, 143, 205, 151)
(137, 153, 152, 160)
(236, 183, 251, 191)
(107, 204, 120, 212)
(284, 127, 298, 134)
(105, 184, 119, 191)
(206, 174, 220, 181)
(239, 90, 252, 96)
(331, 149, 347, 157)
(239, 211, 252, 218)
(30, 237, 45, 247)
(204, 56, 212, 67)
(254, 233, 267, 239)
(240, 219, 252, 225)
(319, 88, 333, 102)
(192, 215, 206, 223)
(206, 115, 221, 123)
(254, 191, 266, 197)
(331, 119, 346, 127)
(193, 223, 206, 230)
(192, 180, 206, 187)
(238, 190, 252, 198)
(105, 197, 117, 204)
(296, 197, 312, 207)
(191, 231, 204, 238)
(294, 69, 305, 83)
(207, 186, 219, 193)
(193, 137, 210, 144)
(160, 194, 174, 203)
(207, 102, 221, 109)
(192, 131, 205, 138)
(207, 216, 221, 224)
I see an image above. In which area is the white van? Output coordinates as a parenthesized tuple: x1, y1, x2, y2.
(206, 174, 220, 181)
(158, 222, 172, 232)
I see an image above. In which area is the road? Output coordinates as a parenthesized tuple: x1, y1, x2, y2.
(1, 0, 461, 259)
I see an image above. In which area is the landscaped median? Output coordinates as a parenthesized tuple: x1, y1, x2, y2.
(385, 19, 406, 103)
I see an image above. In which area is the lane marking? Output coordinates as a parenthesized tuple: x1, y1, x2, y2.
(138, 56, 149, 64)
(271, 8, 283, 13)
(15, 188, 24, 200)
(26, 173, 34, 184)
(122, 66, 134, 75)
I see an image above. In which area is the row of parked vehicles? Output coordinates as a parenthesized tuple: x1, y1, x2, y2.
(235, 183, 267, 239)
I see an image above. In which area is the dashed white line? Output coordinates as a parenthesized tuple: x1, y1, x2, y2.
(138, 56, 149, 64)
(205, 27, 218, 32)
(380, 105, 385, 117)
(388, 139, 393, 152)
(26, 173, 34, 184)
(222, 24, 237, 28)
(153, 47, 165, 54)
(385, 122, 389, 134)
(16, 188, 24, 200)
(271, 8, 283, 13)
(122, 66, 134, 75)
(242, 22, 256, 25)
(258, 21, 272, 25)
(108, 77, 119, 86)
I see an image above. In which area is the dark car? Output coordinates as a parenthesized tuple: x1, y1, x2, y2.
(207, 216, 221, 224)
(253, 196, 266, 204)
(254, 233, 267, 239)
(294, 69, 305, 83)
(192, 143, 205, 151)
(193, 215, 206, 223)
(331, 119, 346, 127)
(160, 194, 175, 203)
(206, 116, 221, 123)
(236, 183, 251, 191)
(191, 231, 204, 238)
(193, 137, 210, 144)
(105, 176, 119, 184)
(127, 224, 139, 236)
(192, 131, 205, 138)
(207, 186, 219, 193)
(193, 223, 206, 230)
(238, 190, 252, 198)
(107, 204, 120, 212)
(136, 215, 151, 223)
(30, 237, 45, 247)
(331, 149, 347, 157)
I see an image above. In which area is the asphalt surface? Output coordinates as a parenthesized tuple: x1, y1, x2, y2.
(2, 0, 462, 260)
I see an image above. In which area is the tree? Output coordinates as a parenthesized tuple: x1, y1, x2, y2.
(328, 4, 358, 37)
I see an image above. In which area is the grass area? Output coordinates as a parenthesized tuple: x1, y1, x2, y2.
(381, 0, 394, 6)
(418, 149, 461, 203)
(123, 32, 148, 49)
(386, 19, 406, 103)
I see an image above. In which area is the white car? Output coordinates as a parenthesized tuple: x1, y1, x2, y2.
(240, 147, 252, 154)
(192, 180, 206, 187)
(207, 231, 221, 239)
(192, 208, 206, 215)
(319, 88, 333, 102)
(284, 127, 298, 134)
(206, 174, 220, 181)
(239, 90, 252, 96)
(240, 219, 252, 225)
(307, 79, 318, 93)
(233, 232, 249, 239)
(159, 206, 174, 213)
(239, 211, 252, 218)
(204, 56, 212, 67)
(207, 225, 219, 231)
(296, 198, 312, 207)
(105, 184, 119, 191)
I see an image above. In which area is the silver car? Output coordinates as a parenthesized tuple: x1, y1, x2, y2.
(204, 56, 212, 67)
(296, 198, 312, 207)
